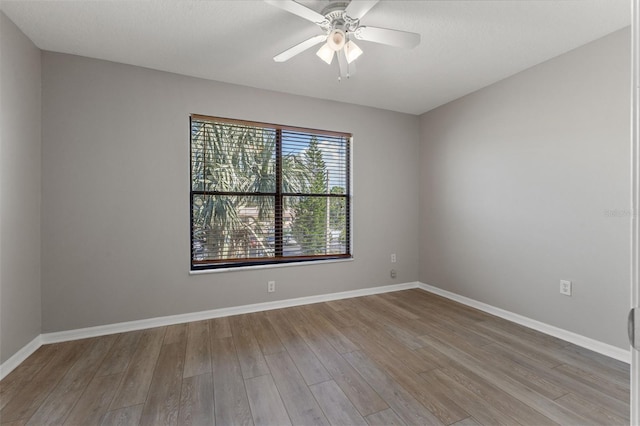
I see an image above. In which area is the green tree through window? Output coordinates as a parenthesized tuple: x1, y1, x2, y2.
(190, 115, 351, 270)
(291, 137, 329, 255)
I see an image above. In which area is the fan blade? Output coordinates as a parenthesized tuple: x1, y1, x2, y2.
(354, 26, 420, 48)
(345, 0, 379, 20)
(274, 34, 327, 62)
(264, 0, 327, 24)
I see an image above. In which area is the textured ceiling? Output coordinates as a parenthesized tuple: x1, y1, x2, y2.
(0, 0, 631, 115)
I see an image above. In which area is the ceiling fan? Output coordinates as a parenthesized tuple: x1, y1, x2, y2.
(265, 0, 420, 79)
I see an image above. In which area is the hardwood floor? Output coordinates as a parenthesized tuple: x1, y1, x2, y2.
(0, 289, 630, 425)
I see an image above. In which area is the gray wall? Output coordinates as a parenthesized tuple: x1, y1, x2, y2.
(40, 53, 420, 332)
(2, 13, 630, 359)
(0, 12, 42, 363)
(419, 28, 631, 349)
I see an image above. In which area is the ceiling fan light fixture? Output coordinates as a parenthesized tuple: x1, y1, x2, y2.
(266, 0, 421, 79)
(344, 40, 363, 63)
(326, 28, 346, 51)
(316, 43, 335, 64)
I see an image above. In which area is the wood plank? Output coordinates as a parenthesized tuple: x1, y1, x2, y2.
(312, 303, 360, 328)
(183, 321, 212, 378)
(374, 293, 429, 318)
(290, 313, 388, 416)
(483, 338, 629, 414)
(420, 328, 568, 401)
(109, 327, 166, 410)
(63, 373, 122, 425)
(266, 309, 331, 386)
(479, 317, 569, 350)
(428, 368, 523, 426)
(178, 373, 214, 426)
(0, 345, 58, 410)
(247, 312, 285, 355)
(372, 295, 448, 321)
(95, 331, 143, 377)
(464, 320, 564, 368)
(0, 341, 90, 423)
(419, 334, 589, 425)
(0, 364, 44, 411)
(348, 327, 468, 425)
(309, 380, 368, 426)
(343, 350, 444, 426)
(209, 317, 232, 339)
(325, 299, 350, 311)
(553, 363, 629, 403)
(417, 314, 494, 348)
(299, 305, 359, 353)
(450, 417, 482, 426)
(18, 344, 59, 368)
(101, 404, 144, 426)
(343, 324, 435, 376)
(381, 322, 427, 350)
(351, 297, 432, 337)
(139, 339, 186, 426)
(348, 298, 437, 348)
(555, 392, 627, 426)
(163, 324, 188, 345)
(264, 351, 329, 426)
(408, 365, 471, 425)
(391, 293, 494, 342)
(556, 343, 630, 386)
(411, 345, 451, 370)
(1, 419, 28, 426)
(480, 341, 629, 420)
(399, 293, 497, 333)
(562, 342, 629, 375)
(366, 294, 420, 320)
(365, 408, 406, 426)
(473, 342, 567, 400)
(480, 342, 570, 394)
(229, 315, 270, 379)
(401, 289, 494, 323)
(26, 335, 118, 425)
(211, 337, 253, 426)
(245, 374, 291, 426)
(438, 365, 557, 425)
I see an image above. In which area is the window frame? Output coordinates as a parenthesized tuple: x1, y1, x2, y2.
(190, 114, 352, 271)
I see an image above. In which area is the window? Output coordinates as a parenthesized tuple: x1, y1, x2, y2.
(190, 115, 351, 270)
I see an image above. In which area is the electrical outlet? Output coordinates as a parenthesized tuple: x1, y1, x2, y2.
(391, 253, 396, 263)
(560, 280, 572, 296)
(390, 269, 397, 279)
(267, 281, 276, 293)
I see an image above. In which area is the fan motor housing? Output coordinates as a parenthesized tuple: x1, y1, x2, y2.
(320, 1, 358, 32)
(320, 1, 350, 16)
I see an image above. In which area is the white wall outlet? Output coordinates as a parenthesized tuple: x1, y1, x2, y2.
(560, 280, 572, 296)
(267, 281, 276, 293)
(391, 253, 397, 263)
(390, 269, 397, 279)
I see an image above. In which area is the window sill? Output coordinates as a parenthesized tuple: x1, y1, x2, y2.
(189, 256, 354, 275)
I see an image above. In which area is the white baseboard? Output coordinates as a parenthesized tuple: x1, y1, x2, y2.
(2, 279, 629, 379)
(2, 282, 417, 378)
(418, 282, 631, 364)
(40, 282, 419, 344)
(0, 335, 42, 380)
